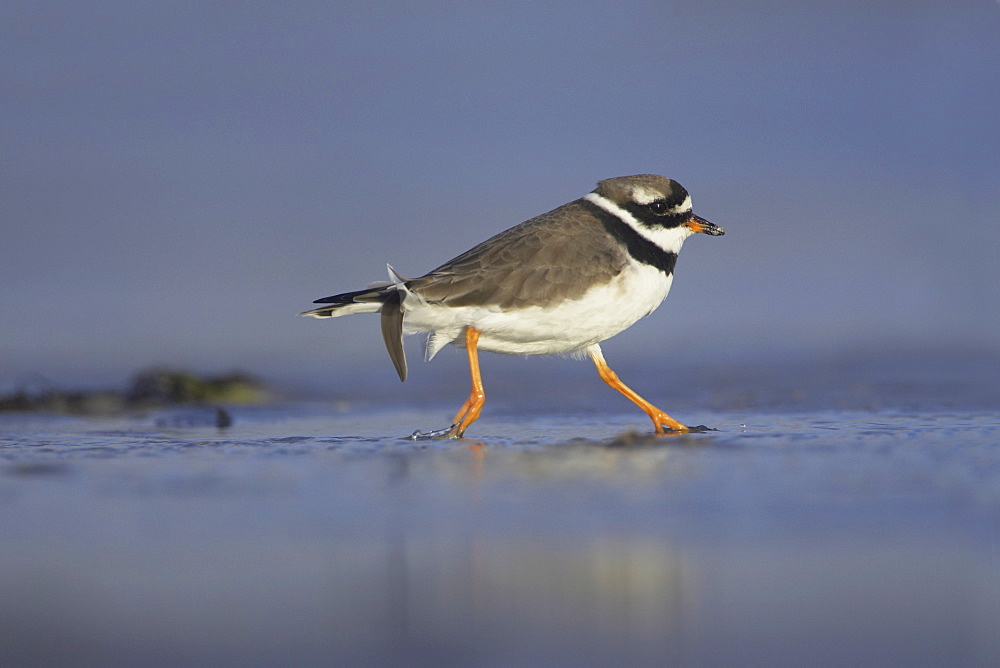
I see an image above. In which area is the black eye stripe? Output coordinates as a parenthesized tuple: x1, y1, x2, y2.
(621, 200, 689, 229)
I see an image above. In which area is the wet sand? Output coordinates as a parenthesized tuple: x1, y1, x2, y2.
(2, 397, 999, 665)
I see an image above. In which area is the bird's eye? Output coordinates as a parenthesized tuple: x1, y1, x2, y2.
(649, 201, 669, 215)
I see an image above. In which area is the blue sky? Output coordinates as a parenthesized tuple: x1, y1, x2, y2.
(2, 1, 998, 390)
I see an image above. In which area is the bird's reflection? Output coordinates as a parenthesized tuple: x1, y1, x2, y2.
(344, 530, 699, 662)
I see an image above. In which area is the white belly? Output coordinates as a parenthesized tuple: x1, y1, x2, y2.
(403, 263, 674, 357)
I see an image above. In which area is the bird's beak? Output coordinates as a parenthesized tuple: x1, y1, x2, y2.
(686, 215, 725, 236)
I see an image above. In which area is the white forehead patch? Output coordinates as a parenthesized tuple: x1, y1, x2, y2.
(630, 186, 663, 205)
(630, 187, 693, 215)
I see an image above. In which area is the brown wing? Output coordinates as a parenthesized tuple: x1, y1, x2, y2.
(408, 200, 627, 310)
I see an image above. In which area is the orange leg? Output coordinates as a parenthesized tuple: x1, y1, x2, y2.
(450, 326, 485, 438)
(588, 346, 688, 434)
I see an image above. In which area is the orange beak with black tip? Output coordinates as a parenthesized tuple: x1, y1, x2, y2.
(685, 215, 725, 236)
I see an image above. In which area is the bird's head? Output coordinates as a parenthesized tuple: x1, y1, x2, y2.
(594, 174, 725, 240)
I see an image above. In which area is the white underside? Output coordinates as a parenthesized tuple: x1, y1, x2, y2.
(403, 261, 675, 359)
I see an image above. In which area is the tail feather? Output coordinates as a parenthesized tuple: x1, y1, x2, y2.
(300, 285, 409, 382)
(311, 286, 387, 305)
(380, 289, 407, 381)
(298, 287, 388, 318)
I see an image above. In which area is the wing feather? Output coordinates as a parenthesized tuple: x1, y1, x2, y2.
(408, 201, 626, 309)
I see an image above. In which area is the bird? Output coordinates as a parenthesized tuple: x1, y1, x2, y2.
(301, 174, 725, 438)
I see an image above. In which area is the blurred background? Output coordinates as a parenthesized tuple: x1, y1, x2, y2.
(2, 1, 998, 395)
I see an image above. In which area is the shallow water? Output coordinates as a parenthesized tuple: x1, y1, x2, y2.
(2, 397, 999, 665)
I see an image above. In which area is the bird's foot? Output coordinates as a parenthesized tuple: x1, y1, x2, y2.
(407, 423, 462, 440)
(656, 423, 717, 435)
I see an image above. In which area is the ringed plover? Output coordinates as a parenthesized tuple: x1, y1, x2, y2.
(301, 174, 725, 438)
